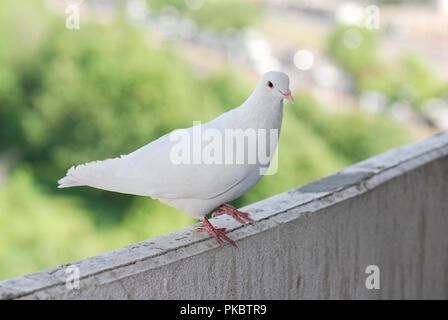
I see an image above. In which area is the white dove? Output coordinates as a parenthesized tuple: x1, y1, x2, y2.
(58, 71, 294, 246)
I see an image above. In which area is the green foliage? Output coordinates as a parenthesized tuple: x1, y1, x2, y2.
(290, 94, 410, 163)
(327, 26, 377, 79)
(328, 25, 448, 111)
(357, 54, 447, 110)
(17, 25, 214, 181)
(0, 0, 51, 150)
(147, 0, 262, 32)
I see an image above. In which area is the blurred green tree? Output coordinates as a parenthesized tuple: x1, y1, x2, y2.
(146, 0, 262, 32)
(328, 25, 448, 112)
(327, 26, 377, 82)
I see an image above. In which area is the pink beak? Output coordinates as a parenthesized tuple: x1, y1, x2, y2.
(280, 90, 294, 104)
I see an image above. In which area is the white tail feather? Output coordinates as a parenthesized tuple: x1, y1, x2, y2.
(57, 155, 151, 196)
(57, 172, 85, 188)
(58, 157, 119, 189)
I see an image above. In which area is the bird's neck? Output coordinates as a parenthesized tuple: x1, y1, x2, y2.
(240, 89, 284, 130)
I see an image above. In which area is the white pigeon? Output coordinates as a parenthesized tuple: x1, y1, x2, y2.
(58, 71, 294, 246)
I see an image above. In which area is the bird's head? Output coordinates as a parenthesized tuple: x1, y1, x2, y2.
(259, 71, 294, 104)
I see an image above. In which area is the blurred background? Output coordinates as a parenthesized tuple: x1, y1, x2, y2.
(0, 0, 447, 280)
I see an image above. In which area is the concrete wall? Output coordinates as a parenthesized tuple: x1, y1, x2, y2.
(1, 131, 447, 299)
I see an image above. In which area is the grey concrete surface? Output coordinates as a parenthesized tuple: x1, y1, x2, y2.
(1, 131, 448, 299)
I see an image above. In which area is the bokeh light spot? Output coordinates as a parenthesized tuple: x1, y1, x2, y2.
(343, 28, 363, 49)
(294, 49, 314, 71)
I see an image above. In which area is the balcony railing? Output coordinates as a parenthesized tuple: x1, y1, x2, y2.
(1, 131, 447, 299)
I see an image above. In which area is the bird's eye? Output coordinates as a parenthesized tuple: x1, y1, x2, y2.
(267, 81, 274, 88)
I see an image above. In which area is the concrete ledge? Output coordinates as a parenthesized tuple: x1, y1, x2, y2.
(1, 131, 448, 299)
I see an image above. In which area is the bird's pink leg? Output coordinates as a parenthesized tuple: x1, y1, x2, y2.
(212, 204, 257, 225)
(195, 217, 237, 247)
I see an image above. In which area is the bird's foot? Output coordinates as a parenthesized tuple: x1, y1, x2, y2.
(195, 217, 237, 247)
(212, 204, 257, 225)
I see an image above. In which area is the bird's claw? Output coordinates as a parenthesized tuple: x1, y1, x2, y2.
(196, 218, 237, 247)
(212, 204, 257, 225)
